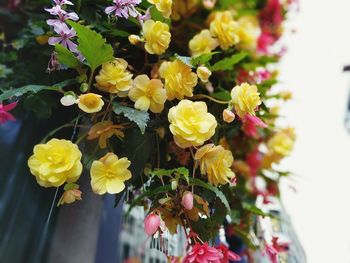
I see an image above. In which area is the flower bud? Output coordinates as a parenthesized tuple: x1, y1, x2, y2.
(128, 34, 142, 45)
(181, 191, 194, 210)
(223, 109, 235, 123)
(58, 183, 82, 205)
(203, 0, 216, 9)
(60, 94, 77, 106)
(144, 213, 160, 236)
(196, 66, 212, 83)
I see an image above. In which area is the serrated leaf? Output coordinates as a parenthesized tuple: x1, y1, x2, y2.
(0, 79, 75, 102)
(191, 52, 220, 67)
(210, 52, 247, 71)
(189, 177, 231, 211)
(112, 102, 150, 134)
(55, 44, 80, 69)
(67, 21, 114, 71)
(149, 167, 190, 183)
(211, 91, 231, 101)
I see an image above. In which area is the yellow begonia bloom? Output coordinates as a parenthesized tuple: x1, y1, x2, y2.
(189, 29, 219, 57)
(148, 0, 172, 18)
(237, 16, 260, 49)
(90, 152, 132, 195)
(195, 144, 235, 186)
(267, 128, 295, 157)
(129, 74, 167, 113)
(171, 0, 197, 21)
(168, 100, 217, 148)
(230, 82, 262, 118)
(143, 20, 171, 55)
(95, 58, 133, 95)
(159, 60, 198, 100)
(77, 93, 104, 113)
(87, 121, 124, 149)
(27, 139, 83, 187)
(209, 11, 240, 50)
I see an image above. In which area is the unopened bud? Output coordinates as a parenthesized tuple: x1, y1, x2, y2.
(223, 109, 235, 123)
(60, 94, 77, 106)
(203, 0, 216, 9)
(196, 66, 212, 83)
(128, 34, 142, 45)
(181, 191, 194, 210)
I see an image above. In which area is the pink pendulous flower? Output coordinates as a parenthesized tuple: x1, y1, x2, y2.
(0, 101, 18, 125)
(246, 148, 262, 177)
(215, 244, 241, 262)
(264, 242, 279, 263)
(242, 115, 267, 138)
(259, 0, 283, 29)
(45, 5, 79, 27)
(181, 191, 194, 210)
(144, 213, 161, 236)
(183, 243, 223, 263)
(105, 0, 141, 19)
(48, 23, 78, 52)
(271, 236, 291, 253)
(257, 31, 276, 54)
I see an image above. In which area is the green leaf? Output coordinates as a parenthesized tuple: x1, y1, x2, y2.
(191, 52, 220, 67)
(210, 52, 247, 71)
(112, 102, 150, 134)
(149, 167, 190, 183)
(211, 91, 231, 101)
(189, 177, 231, 211)
(55, 44, 81, 69)
(242, 202, 270, 217)
(67, 21, 114, 71)
(0, 79, 75, 102)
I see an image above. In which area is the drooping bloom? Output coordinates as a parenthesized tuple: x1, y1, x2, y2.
(144, 213, 161, 236)
(189, 29, 219, 57)
(77, 93, 104, 113)
(195, 144, 235, 186)
(230, 82, 262, 118)
(209, 11, 240, 50)
(28, 139, 83, 187)
(58, 183, 82, 205)
(45, 5, 79, 27)
(264, 243, 279, 263)
(182, 243, 223, 263)
(95, 58, 133, 95)
(90, 152, 132, 194)
(215, 244, 241, 262)
(159, 60, 198, 100)
(147, 0, 172, 18)
(242, 115, 267, 138)
(87, 121, 125, 148)
(181, 191, 194, 210)
(257, 31, 275, 54)
(0, 101, 17, 125)
(48, 23, 78, 52)
(222, 109, 235, 123)
(142, 19, 171, 55)
(128, 74, 167, 113)
(246, 148, 262, 176)
(105, 0, 141, 19)
(168, 100, 217, 148)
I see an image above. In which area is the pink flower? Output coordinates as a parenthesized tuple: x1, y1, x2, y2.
(259, 0, 283, 29)
(48, 23, 78, 52)
(45, 5, 78, 27)
(144, 213, 160, 236)
(0, 101, 17, 125)
(53, 0, 74, 5)
(183, 243, 223, 263)
(242, 115, 267, 138)
(264, 243, 279, 263)
(105, 0, 141, 19)
(246, 149, 262, 176)
(257, 32, 275, 54)
(256, 69, 271, 84)
(181, 191, 194, 210)
(271, 236, 291, 253)
(215, 244, 241, 262)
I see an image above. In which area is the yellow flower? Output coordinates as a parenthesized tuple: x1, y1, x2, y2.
(77, 93, 104, 113)
(172, 0, 198, 20)
(95, 58, 133, 95)
(237, 16, 260, 49)
(195, 144, 235, 186)
(168, 100, 217, 148)
(196, 66, 212, 83)
(143, 20, 171, 55)
(90, 152, 132, 195)
(230, 82, 262, 118)
(159, 60, 198, 100)
(148, 0, 172, 18)
(189, 29, 219, 57)
(27, 139, 83, 187)
(87, 121, 125, 149)
(128, 74, 167, 113)
(209, 11, 240, 50)
(267, 128, 295, 157)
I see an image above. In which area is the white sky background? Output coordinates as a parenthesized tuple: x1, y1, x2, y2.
(278, 0, 350, 262)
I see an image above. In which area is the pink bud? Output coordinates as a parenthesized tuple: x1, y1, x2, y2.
(181, 191, 194, 210)
(144, 213, 160, 236)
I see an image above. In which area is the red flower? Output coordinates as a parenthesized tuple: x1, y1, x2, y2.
(242, 115, 267, 138)
(246, 149, 262, 176)
(183, 243, 223, 263)
(0, 101, 17, 125)
(257, 32, 276, 54)
(264, 243, 279, 263)
(215, 244, 241, 262)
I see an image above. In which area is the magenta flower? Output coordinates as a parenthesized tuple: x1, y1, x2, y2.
(257, 32, 275, 54)
(183, 243, 223, 263)
(215, 244, 241, 262)
(0, 101, 17, 125)
(53, 0, 74, 5)
(242, 115, 267, 138)
(45, 5, 79, 27)
(246, 149, 262, 176)
(264, 243, 279, 263)
(144, 213, 160, 236)
(48, 23, 77, 52)
(105, 0, 141, 19)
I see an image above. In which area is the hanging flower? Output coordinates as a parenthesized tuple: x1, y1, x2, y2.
(242, 115, 267, 138)
(48, 23, 78, 52)
(183, 243, 223, 263)
(189, 29, 219, 57)
(195, 144, 235, 186)
(236, 15, 260, 49)
(142, 19, 171, 55)
(0, 101, 17, 125)
(90, 152, 132, 194)
(128, 74, 167, 113)
(246, 148, 262, 176)
(196, 66, 212, 83)
(87, 121, 125, 149)
(230, 82, 262, 118)
(77, 93, 104, 113)
(222, 109, 235, 123)
(95, 58, 133, 95)
(58, 183, 82, 205)
(159, 60, 198, 100)
(105, 0, 141, 19)
(144, 213, 161, 236)
(27, 139, 83, 187)
(168, 100, 217, 148)
(215, 244, 241, 262)
(181, 191, 194, 210)
(147, 0, 172, 18)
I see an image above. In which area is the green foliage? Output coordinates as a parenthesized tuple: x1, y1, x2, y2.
(191, 52, 220, 67)
(112, 102, 150, 134)
(149, 167, 189, 180)
(210, 52, 248, 71)
(211, 91, 231, 101)
(55, 44, 81, 69)
(0, 64, 13, 79)
(67, 21, 114, 71)
(242, 202, 270, 217)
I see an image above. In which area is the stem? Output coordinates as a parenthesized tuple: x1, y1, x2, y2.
(191, 94, 230, 105)
(88, 68, 96, 90)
